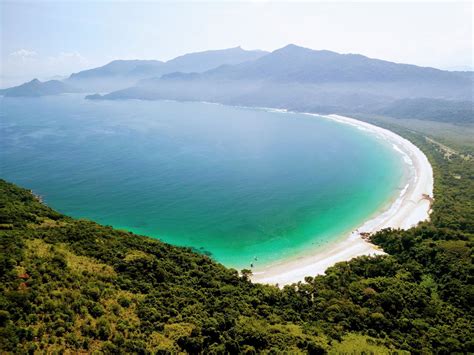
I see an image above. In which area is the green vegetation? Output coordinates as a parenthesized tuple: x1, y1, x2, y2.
(329, 334, 409, 355)
(0, 128, 473, 353)
(351, 112, 474, 152)
(378, 98, 474, 125)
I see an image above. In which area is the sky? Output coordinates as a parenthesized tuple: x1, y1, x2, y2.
(1, 1, 473, 88)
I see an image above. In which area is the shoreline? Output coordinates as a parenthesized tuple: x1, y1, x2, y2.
(251, 113, 434, 286)
(80, 95, 435, 285)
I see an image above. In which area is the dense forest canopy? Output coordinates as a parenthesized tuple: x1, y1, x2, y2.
(0, 125, 473, 353)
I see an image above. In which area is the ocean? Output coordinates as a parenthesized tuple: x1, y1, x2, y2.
(0, 94, 405, 269)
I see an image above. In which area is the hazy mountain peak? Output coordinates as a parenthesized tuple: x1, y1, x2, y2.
(277, 43, 308, 51)
(165, 46, 267, 64)
(60, 47, 270, 92)
(273, 44, 316, 54)
(266, 45, 342, 65)
(0, 78, 77, 97)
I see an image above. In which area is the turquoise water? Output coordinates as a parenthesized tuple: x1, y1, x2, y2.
(0, 95, 405, 269)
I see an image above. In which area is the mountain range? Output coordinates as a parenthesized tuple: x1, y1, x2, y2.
(1, 47, 268, 95)
(1, 44, 472, 123)
(66, 46, 268, 92)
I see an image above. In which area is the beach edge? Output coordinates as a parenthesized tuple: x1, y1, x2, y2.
(251, 113, 434, 286)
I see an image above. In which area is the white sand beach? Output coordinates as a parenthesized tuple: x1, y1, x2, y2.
(251, 114, 434, 286)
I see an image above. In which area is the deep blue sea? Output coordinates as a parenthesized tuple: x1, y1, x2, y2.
(0, 94, 405, 269)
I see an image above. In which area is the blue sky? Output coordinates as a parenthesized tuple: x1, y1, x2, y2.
(1, 1, 472, 87)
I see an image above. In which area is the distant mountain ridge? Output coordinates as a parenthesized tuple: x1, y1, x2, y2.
(0, 79, 78, 97)
(65, 47, 268, 91)
(197, 44, 471, 85)
(2, 44, 472, 123)
(90, 44, 473, 123)
(0, 47, 269, 95)
(68, 60, 165, 80)
(160, 46, 268, 75)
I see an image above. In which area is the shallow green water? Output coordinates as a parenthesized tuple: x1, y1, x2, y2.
(0, 95, 405, 269)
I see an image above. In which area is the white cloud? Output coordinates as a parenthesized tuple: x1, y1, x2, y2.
(9, 49, 38, 62)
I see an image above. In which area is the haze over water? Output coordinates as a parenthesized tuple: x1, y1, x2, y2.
(1, 95, 405, 269)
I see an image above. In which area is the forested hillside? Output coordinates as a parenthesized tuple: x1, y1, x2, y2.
(0, 131, 473, 353)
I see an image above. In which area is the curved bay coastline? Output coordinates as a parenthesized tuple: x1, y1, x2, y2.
(193, 101, 434, 286)
(3, 95, 434, 286)
(86, 97, 435, 285)
(249, 112, 434, 286)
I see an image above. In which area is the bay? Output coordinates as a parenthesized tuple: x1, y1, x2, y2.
(0, 94, 405, 269)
